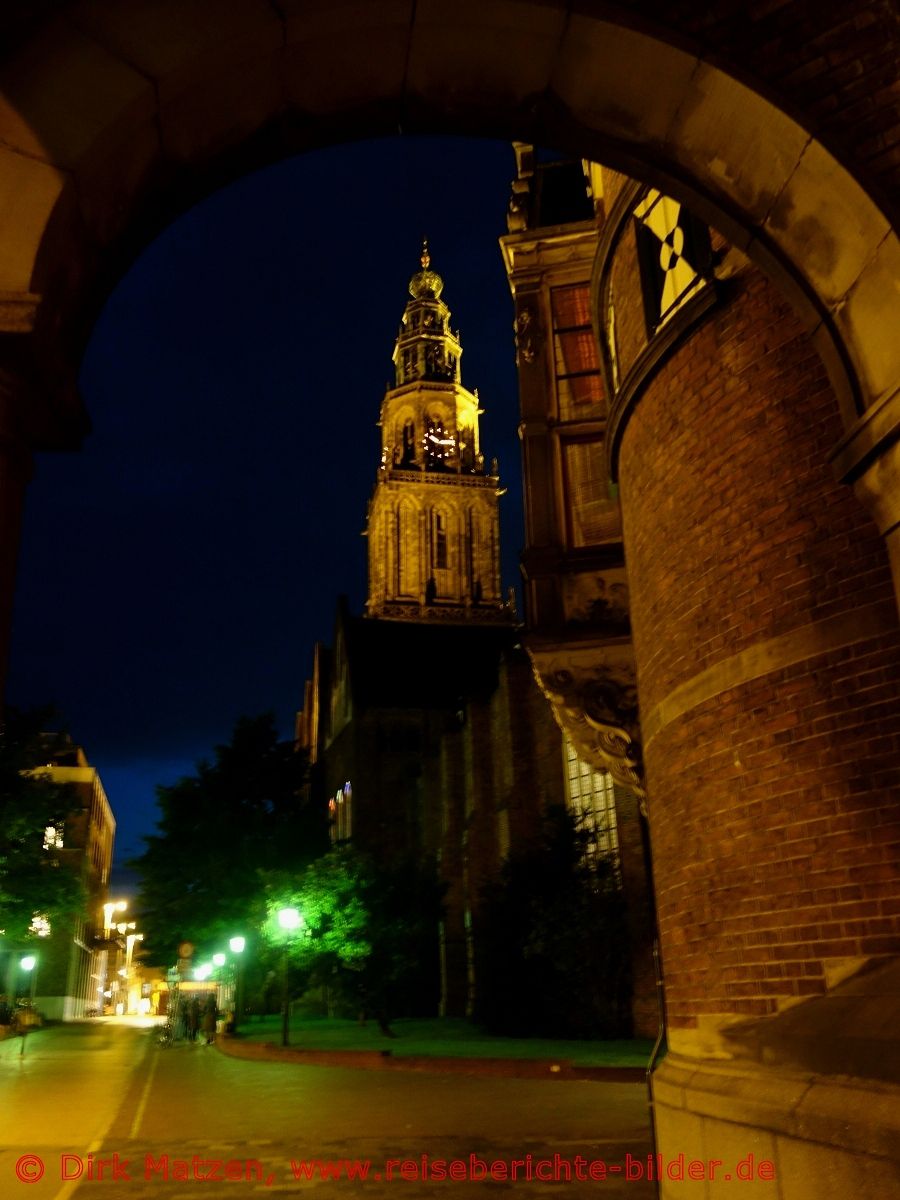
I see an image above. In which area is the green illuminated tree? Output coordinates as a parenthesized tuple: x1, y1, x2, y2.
(262, 845, 445, 1030)
(131, 714, 329, 963)
(0, 708, 85, 943)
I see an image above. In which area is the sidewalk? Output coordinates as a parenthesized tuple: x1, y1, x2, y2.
(215, 1017, 657, 1082)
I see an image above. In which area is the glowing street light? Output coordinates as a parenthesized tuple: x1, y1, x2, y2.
(102, 900, 127, 937)
(18, 955, 37, 1058)
(278, 907, 302, 932)
(277, 908, 303, 1047)
(229, 937, 246, 1034)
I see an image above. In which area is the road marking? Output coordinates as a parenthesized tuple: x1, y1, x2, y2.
(51, 1136, 103, 1200)
(128, 1041, 161, 1140)
(49, 1031, 159, 1200)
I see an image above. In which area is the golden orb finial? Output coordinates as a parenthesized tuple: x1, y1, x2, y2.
(409, 237, 443, 300)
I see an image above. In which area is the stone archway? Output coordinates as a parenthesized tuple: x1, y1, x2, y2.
(3, 4, 900, 1195)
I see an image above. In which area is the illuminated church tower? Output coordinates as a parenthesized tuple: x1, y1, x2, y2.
(365, 243, 508, 624)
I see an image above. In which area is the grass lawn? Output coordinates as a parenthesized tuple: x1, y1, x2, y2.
(234, 1015, 658, 1068)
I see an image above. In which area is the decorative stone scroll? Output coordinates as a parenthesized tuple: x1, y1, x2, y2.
(528, 640, 645, 798)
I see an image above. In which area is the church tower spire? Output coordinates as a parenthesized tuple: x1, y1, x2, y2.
(364, 242, 509, 624)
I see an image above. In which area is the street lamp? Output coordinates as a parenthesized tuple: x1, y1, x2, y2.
(18, 955, 37, 1058)
(102, 900, 127, 937)
(228, 937, 246, 1034)
(20, 955, 36, 994)
(210, 953, 227, 1020)
(111, 921, 135, 1015)
(277, 908, 303, 1047)
(124, 932, 143, 1015)
(100, 901, 126, 1013)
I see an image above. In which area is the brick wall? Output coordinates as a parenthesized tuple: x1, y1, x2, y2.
(617, 261, 900, 1041)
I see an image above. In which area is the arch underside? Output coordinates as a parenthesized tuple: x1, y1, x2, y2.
(0, 0, 897, 472)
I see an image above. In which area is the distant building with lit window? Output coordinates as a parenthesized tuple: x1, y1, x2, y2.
(28, 740, 115, 1020)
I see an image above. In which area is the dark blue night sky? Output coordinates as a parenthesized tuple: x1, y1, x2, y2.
(7, 137, 525, 876)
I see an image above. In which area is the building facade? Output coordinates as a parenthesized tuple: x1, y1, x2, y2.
(503, 144, 900, 1191)
(500, 148, 657, 1037)
(28, 741, 115, 1020)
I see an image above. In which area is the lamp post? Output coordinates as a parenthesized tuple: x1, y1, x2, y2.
(124, 932, 143, 1015)
(99, 900, 126, 1014)
(19, 955, 36, 1057)
(112, 920, 136, 1016)
(229, 936, 246, 1034)
(277, 908, 302, 1047)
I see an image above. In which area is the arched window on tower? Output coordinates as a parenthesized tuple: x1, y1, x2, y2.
(402, 348, 419, 382)
(432, 512, 448, 571)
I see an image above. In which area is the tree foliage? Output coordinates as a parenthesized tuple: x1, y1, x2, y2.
(262, 845, 445, 1026)
(0, 708, 86, 942)
(130, 714, 329, 963)
(474, 804, 633, 1039)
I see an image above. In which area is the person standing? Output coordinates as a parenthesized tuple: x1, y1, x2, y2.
(202, 995, 217, 1045)
(188, 996, 200, 1042)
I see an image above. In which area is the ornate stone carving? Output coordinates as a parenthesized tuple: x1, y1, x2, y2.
(528, 640, 644, 798)
(513, 302, 543, 366)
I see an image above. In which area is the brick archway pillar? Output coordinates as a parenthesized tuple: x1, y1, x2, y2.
(616, 268, 900, 1194)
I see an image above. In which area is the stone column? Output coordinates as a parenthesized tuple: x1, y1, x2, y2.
(616, 265, 900, 1195)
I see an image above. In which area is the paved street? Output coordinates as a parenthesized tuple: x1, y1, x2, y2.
(0, 1021, 655, 1197)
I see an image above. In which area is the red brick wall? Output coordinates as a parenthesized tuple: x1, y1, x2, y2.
(618, 263, 900, 1032)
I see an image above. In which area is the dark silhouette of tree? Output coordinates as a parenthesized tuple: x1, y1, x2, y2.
(0, 708, 86, 943)
(130, 714, 329, 963)
(474, 804, 632, 1038)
